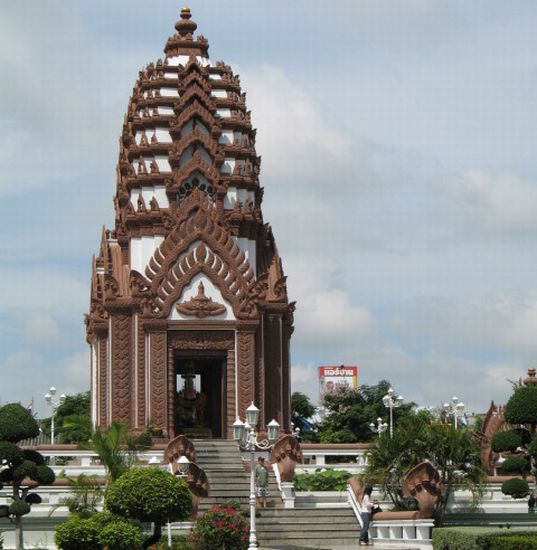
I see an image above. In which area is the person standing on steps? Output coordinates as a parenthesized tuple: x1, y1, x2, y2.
(255, 456, 270, 508)
(359, 485, 374, 546)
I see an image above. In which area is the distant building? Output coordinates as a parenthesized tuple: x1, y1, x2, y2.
(85, 9, 294, 439)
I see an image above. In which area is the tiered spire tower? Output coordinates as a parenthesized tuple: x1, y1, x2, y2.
(86, 9, 294, 439)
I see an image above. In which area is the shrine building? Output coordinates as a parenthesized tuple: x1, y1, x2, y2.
(85, 8, 294, 440)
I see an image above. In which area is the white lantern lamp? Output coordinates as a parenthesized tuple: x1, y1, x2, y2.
(246, 402, 259, 428)
(233, 417, 245, 442)
(267, 419, 280, 442)
(177, 455, 190, 476)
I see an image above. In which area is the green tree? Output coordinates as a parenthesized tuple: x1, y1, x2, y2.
(0, 403, 55, 550)
(366, 411, 485, 523)
(291, 392, 317, 441)
(491, 369, 537, 499)
(105, 467, 192, 549)
(318, 380, 414, 443)
(55, 392, 91, 444)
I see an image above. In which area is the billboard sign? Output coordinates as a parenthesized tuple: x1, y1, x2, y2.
(318, 365, 358, 400)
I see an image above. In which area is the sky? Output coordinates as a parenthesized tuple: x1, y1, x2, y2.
(2, 0, 537, 417)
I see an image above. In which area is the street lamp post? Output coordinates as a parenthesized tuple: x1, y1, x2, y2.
(382, 387, 404, 439)
(43, 386, 66, 445)
(233, 402, 280, 550)
(443, 396, 465, 429)
(369, 417, 388, 437)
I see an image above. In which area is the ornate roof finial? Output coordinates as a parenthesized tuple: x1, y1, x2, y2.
(175, 7, 197, 38)
(524, 368, 537, 386)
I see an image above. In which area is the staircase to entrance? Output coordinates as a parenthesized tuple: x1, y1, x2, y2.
(193, 439, 363, 548)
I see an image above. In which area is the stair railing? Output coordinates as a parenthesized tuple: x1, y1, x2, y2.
(272, 461, 282, 493)
(347, 483, 364, 529)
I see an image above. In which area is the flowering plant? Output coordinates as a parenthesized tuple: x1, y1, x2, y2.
(191, 503, 249, 550)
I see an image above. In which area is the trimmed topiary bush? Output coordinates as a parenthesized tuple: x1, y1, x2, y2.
(505, 386, 537, 426)
(55, 515, 100, 550)
(0, 404, 40, 442)
(191, 503, 249, 550)
(98, 519, 143, 550)
(501, 477, 530, 498)
(105, 467, 192, 549)
(501, 455, 529, 474)
(55, 512, 138, 550)
(491, 430, 521, 453)
(0, 403, 54, 550)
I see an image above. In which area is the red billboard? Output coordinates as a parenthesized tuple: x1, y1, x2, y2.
(318, 365, 358, 400)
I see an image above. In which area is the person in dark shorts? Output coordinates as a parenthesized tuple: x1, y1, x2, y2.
(255, 456, 269, 508)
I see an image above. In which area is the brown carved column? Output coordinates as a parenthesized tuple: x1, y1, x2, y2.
(264, 314, 282, 426)
(97, 336, 109, 427)
(135, 315, 146, 429)
(226, 347, 235, 439)
(281, 323, 292, 432)
(236, 330, 255, 420)
(167, 345, 175, 438)
(110, 314, 132, 423)
(255, 326, 265, 429)
(148, 327, 168, 436)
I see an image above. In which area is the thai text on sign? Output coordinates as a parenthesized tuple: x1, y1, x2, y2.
(318, 365, 358, 400)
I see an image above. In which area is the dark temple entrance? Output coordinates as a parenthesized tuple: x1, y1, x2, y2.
(174, 352, 226, 438)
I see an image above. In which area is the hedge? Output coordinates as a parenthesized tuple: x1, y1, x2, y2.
(293, 468, 353, 491)
(489, 535, 537, 550)
(432, 527, 537, 550)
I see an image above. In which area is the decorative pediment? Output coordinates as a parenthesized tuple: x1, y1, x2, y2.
(175, 281, 226, 318)
(143, 196, 257, 319)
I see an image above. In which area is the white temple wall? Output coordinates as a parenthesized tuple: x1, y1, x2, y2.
(130, 235, 165, 274)
(166, 55, 210, 67)
(232, 236, 257, 276)
(224, 186, 255, 209)
(130, 185, 169, 209)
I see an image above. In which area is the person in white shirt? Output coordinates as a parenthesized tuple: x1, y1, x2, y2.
(359, 485, 374, 546)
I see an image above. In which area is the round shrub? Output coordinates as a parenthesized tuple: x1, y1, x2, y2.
(99, 519, 143, 550)
(0, 469, 13, 483)
(491, 430, 522, 453)
(88, 511, 116, 530)
(55, 516, 100, 550)
(505, 386, 537, 426)
(23, 449, 46, 466)
(35, 464, 55, 485)
(13, 460, 38, 481)
(105, 467, 192, 524)
(502, 477, 530, 499)
(514, 427, 532, 446)
(501, 455, 529, 474)
(191, 503, 249, 550)
(25, 493, 42, 505)
(0, 403, 39, 442)
(0, 441, 24, 467)
(8, 501, 31, 516)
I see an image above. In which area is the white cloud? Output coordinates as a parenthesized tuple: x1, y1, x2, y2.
(286, 257, 375, 348)
(24, 313, 60, 344)
(55, 351, 89, 394)
(0, 266, 87, 316)
(444, 169, 537, 235)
